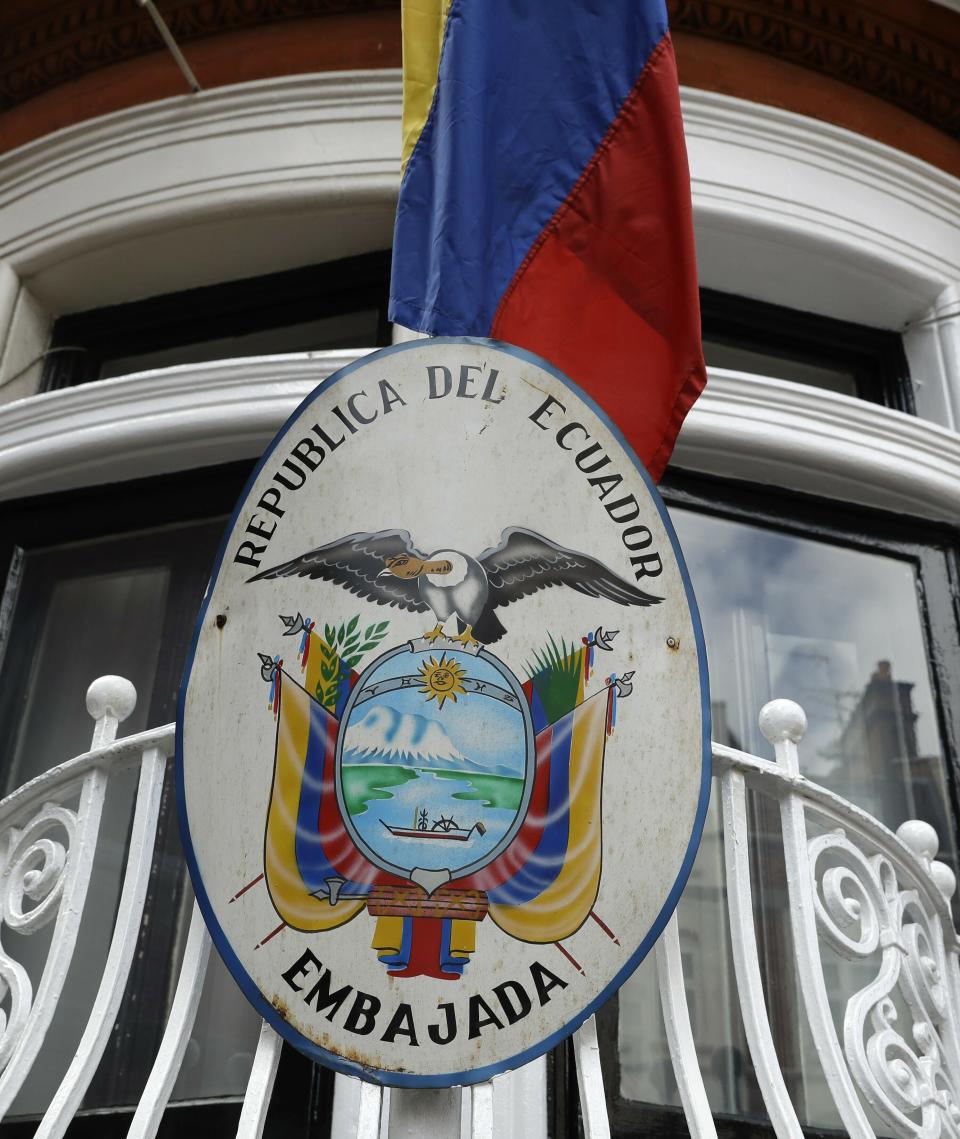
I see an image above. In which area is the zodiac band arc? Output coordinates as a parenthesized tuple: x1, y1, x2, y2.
(238, 525, 654, 981)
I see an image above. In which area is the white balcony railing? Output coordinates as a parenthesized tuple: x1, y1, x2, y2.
(0, 678, 956, 1138)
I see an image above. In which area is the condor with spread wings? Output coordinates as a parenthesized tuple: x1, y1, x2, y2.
(248, 527, 661, 646)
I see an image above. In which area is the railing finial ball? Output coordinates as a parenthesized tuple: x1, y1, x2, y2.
(931, 861, 957, 901)
(86, 676, 137, 724)
(758, 699, 807, 744)
(896, 819, 939, 863)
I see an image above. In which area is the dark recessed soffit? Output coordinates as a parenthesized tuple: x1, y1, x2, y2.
(667, 0, 959, 139)
(0, 0, 957, 140)
(0, 1, 399, 110)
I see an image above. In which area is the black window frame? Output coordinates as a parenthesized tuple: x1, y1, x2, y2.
(0, 464, 336, 1139)
(40, 249, 393, 391)
(579, 468, 960, 1139)
(40, 275, 912, 418)
(699, 289, 914, 413)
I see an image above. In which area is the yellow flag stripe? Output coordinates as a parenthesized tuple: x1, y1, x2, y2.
(264, 676, 365, 932)
(304, 629, 324, 701)
(372, 915, 405, 956)
(488, 692, 607, 944)
(401, 0, 454, 173)
(449, 918, 476, 956)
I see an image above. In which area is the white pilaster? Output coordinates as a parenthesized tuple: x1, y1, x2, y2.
(904, 283, 960, 432)
(0, 262, 18, 356)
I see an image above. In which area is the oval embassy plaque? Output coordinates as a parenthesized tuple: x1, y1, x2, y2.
(177, 338, 710, 1087)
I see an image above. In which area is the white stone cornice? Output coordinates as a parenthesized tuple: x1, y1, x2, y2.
(3, 70, 955, 248)
(1, 70, 959, 327)
(0, 353, 958, 526)
(674, 371, 960, 522)
(682, 89, 960, 287)
(0, 74, 403, 279)
(0, 352, 367, 500)
(0, 74, 401, 188)
(679, 90, 960, 326)
(682, 88, 960, 232)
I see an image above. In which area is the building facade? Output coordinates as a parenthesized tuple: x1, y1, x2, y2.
(0, 2, 959, 1135)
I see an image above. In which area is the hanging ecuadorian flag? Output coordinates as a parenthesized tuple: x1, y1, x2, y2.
(389, 1, 705, 482)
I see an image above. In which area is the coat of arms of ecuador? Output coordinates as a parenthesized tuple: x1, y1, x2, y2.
(177, 338, 710, 1087)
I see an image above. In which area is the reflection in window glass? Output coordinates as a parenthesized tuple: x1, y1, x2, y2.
(676, 508, 948, 830)
(0, 524, 262, 1118)
(617, 508, 954, 1129)
(6, 565, 169, 1117)
(7, 567, 169, 790)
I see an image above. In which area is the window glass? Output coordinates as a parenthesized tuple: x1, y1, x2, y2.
(5, 563, 169, 790)
(43, 250, 391, 390)
(676, 509, 949, 826)
(98, 309, 380, 379)
(702, 339, 858, 397)
(698, 289, 911, 411)
(0, 518, 263, 1118)
(615, 507, 956, 1129)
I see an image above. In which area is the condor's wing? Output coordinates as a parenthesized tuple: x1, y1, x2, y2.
(478, 527, 662, 610)
(248, 530, 430, 612)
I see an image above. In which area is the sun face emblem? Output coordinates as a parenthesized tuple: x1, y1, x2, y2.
(418, 654, 467, 709)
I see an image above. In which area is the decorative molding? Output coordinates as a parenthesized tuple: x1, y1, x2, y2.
(0, 353, 365, 500)
(682, 87, 960, 289)
(0, 354, 959, 529)
(0, 73, 957, 451)
(0, 1, 399, 111)
(1, 73, 957, 325)
(0, 73, 402, 277)
(675, 368, 960, 523)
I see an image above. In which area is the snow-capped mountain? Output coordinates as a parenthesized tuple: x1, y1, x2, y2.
(343, 705, 468, 766)
(342, 705, 517, 777)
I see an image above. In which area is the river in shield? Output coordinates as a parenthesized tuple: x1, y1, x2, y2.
(343, 765, 522, 873)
